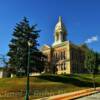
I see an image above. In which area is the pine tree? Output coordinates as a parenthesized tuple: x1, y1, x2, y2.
(7, 17, 46, 75)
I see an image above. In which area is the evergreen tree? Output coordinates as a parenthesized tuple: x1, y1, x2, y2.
(7, 17, 46, 75)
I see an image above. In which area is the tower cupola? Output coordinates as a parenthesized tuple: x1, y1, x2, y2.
(52, 16, 67, 46)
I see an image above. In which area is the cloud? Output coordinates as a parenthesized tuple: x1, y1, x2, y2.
(85, 36, 98, 43)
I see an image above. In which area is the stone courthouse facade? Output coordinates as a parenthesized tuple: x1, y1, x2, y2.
(41, 17, 85, 74)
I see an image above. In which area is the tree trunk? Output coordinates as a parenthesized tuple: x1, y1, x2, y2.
(92, 72, 96, 90)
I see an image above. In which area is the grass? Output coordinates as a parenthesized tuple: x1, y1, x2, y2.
(0, 74, 100, 100)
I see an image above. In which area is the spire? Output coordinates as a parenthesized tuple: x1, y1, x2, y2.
(52, 16, 67, 46)
(55, 16, 67, 34)
(58, 16, 62, 22)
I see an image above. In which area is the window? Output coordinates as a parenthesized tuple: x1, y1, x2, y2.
(61, 51, 65, 59)
(60, 51, 65, 60)
(63, 51, 65, 59)
(64, 63, 66, 70)
(61, 52, 62, 60)
(61, 64, 63, 70)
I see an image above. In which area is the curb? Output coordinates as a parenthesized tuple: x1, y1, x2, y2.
(36, 87, 100, 100)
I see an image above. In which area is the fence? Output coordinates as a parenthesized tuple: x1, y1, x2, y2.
(0, 87, 70, 98)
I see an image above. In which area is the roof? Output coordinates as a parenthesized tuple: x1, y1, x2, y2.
(40, 44, 51, 51)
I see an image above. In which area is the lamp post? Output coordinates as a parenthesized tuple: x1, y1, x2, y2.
(25, 41, 31, 100)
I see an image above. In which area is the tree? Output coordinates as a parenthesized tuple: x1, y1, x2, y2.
(80, 43, 88, 49)
(84, 48, 97, 90)
(95, 52, 100, 73)
(7, 17, 46, 75)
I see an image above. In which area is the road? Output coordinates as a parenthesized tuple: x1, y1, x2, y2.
(76, 92, 100, 100)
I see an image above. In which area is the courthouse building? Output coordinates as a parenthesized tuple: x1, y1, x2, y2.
(41, 17, 85, 74)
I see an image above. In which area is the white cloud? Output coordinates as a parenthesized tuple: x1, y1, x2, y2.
(85, 36, 98, 43)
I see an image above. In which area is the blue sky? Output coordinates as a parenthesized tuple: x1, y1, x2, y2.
(0, 0, 100, 55)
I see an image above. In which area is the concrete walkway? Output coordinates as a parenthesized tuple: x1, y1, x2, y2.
(36, 87, 100, 100)
(76, 92, 100, 100)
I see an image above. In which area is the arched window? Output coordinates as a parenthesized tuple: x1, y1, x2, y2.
(61, 52, 62, 60)
(64, 63, 66, 70)
(63, 51, 66, 59)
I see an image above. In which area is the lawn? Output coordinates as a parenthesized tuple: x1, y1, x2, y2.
(0, 74, 100, 100)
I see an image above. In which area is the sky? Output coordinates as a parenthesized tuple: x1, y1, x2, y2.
(0, 0, 100, 56)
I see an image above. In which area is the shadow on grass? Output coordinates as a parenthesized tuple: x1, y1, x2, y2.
(37, 74, 100, 88)
(64, 74, 92, 81)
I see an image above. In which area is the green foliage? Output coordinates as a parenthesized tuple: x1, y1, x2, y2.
(84, 49, 96, 73)
(7, 17, 46, 75)
(80, 43, 88, 49)
(84, 47, 100, 90)
(84, 48, 100, 74)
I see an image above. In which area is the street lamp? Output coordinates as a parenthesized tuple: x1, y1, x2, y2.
(25, 41, 32, 100)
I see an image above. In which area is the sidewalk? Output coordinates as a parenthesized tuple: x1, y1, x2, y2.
(36, 87, 100, 100)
